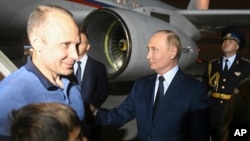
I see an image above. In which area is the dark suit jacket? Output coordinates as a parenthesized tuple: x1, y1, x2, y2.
(79, 56, 109, 107)
(96, 70, 210, 141)
(69, 56, 109, 141)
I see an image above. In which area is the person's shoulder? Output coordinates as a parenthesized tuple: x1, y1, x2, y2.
(182, 71, 202, 84)
(136, 74, 156, 82)
(0, 67, 24, 84)
(209, 58, 220, 64)
(0, 66, 39, 91)
(239, 57, 250, 64)
(88, 56, 105, 67)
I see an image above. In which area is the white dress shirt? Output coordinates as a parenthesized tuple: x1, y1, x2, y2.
(74, 55, 88, 81)
(153, 65, 179, 103)
(223, 54, 236, 70)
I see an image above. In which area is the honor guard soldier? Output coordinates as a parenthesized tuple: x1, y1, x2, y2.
(202, 25, 250, 141)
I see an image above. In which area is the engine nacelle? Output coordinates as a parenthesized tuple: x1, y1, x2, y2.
(81, 8, 198, 81)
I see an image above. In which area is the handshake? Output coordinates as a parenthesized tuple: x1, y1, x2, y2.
(89, 104, 98, 116)
(84, 103, 98, 124)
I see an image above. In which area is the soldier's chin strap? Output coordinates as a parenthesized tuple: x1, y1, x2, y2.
(208, 62, 220, 92)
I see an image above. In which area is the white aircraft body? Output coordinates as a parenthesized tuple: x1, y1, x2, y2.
(1, 0, 250, 81)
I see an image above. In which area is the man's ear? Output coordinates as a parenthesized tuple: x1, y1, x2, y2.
(236, 44, 240, 51)
(86, 44, 90, 51)
(170, 46, 178, 59)
(31, 36, 43, 52)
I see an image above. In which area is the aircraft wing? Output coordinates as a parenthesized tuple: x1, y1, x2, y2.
(178, 9, 250, 34)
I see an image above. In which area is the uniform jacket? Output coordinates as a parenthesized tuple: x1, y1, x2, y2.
(203, 55, 250, 94)
(96, 70, 210, 141)
(202, 55, 250, 127)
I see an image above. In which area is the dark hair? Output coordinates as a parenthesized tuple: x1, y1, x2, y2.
(10, 102, 81, 141)
(80, 30, 90, 44)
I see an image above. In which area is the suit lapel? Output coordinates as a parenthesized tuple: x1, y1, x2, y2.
(81, 57, 90, 87)
(152, 70, 184, 124)
(145, 74, 157, 125)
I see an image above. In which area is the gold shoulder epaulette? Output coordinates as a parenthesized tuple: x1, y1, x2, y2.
(209, 58, 220, 63)
(241, 57, 250, 63)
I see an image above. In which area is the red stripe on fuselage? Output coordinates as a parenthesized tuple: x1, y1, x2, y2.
(69, 0, 112, 8)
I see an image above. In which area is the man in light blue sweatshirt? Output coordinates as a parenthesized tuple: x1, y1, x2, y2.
(0, 5, 85, 140)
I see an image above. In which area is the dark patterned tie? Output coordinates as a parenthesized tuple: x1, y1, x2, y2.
(153, 76, 165, 120)
(224, 59, 229, 71)
(76, 61, 82, 84)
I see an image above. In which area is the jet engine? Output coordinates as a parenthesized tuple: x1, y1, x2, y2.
(81, 8, 198, 81)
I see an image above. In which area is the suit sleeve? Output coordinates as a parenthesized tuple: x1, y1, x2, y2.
(190, 82, 210, 141)
(95, 85, 136, 126)
(0, 135, 11, 141)
(95, 64, 109, 107)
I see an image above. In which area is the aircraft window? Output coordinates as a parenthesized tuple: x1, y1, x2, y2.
(114, 0, 141, 8)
